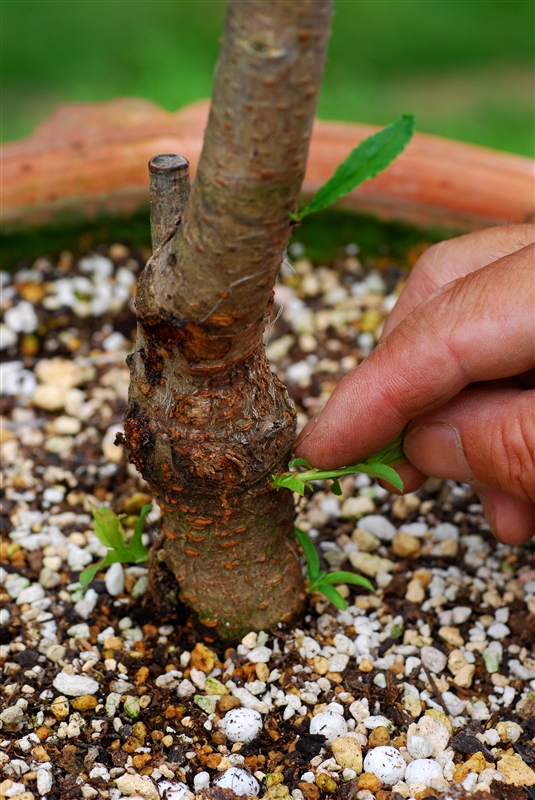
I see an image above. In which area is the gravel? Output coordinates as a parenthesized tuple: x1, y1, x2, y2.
(1, 240, 535, 800)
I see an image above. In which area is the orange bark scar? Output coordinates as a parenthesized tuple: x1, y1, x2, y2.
(224, 563, 234, 570)
(209, 313, 235, 326)
(164, 530, 176, 540)
(219, 541, 237, 548)
(187, 534, 205, 543)
(184, 548, 200, 557)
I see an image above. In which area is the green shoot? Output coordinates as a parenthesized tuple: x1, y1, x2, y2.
(80, 504, 152, 587)
(273, 433, 405, 496)
(294, 527, 374, 611)
(289, 113, 415, 222)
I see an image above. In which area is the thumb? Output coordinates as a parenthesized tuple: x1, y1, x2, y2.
(403, 387, 535, 543)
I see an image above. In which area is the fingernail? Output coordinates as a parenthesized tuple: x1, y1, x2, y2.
(404, 423, 473, 483)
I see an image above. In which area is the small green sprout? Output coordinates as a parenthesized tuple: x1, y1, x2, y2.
(289, 113, 415, 223)
(294, 527, 374, 611)
(79, 504, 152, 587)
(273, 433, 405, 496)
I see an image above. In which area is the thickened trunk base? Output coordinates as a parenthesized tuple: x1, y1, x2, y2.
(124, 334, 305, 643)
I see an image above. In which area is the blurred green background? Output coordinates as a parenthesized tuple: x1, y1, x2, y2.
(2, 0, 534, 155)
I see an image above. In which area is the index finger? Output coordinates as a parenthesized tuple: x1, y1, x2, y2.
(295, 243, 535, 468)
(382, 223, 535, 338)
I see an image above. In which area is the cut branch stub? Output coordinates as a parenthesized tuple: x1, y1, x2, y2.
(149, 154, 190, 251)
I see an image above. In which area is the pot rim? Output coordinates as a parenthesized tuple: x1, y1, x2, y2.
(1, 97, 533, 234)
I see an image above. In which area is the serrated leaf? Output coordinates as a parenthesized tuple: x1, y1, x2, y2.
(319, 571, 374, 592)
(355, 463, 404, 492)
(317, 584, 348, 610)
(295, 527, 320, 582)
(330, 478, 342, 496)
(295, 114, 415, 220)
(288, 457, 312, 469)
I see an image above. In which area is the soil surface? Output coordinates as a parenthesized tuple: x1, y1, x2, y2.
(1, 236, 534, 800)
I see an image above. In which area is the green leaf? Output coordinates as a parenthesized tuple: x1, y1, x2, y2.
(288, 458, 312, 469)
(90, 505, 112, 548)
(364, 432, 405, 466)
(316, 584, 348, 610)
(295, 527, 320, 582)
(330, 478, 342, 496)
(354, 463, 404, 492)
(319, 571, 374, 592)
(129, 504, 151, 562)
(294, 114, 415, 220)
(79, 550, 126, 587)
(273, 474, 308, 495)
(91, 505, 128, 554)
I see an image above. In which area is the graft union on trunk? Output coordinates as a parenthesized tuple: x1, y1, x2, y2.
(123, 0, 334, 642)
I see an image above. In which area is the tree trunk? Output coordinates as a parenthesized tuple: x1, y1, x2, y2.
(123, 0, 333, 643)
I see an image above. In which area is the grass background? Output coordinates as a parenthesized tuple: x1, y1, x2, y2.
(1, 0, 534, 155)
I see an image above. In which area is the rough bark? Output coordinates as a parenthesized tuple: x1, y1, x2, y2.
(124, 0, 334, 643)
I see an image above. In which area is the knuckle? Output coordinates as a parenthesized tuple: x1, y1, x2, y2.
(489, 406, 535, 502)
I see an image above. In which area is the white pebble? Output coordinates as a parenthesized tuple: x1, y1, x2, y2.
(52, 672, 99, 697)
(420, 646, 447, 675)
(215, 767, 259, 796)
(363, 716, 393, 732)
(105, 562, 125, 596)
(407, 735, 433, 759)
(89, 765, 110, 781)
(452, 607, 472, 625)
(363, 746, 406, 785)
(441, 691, 466, 716)
(74, 588, 99, 620)
(357, 515, 397, 542)
(433, 522, 459, 540)
(405, 758, 443, 787)
(193, 772, 210, 792)
(0, 324, 17, 349)
(15, 583, 45, 606)
(155, 671, 182, 690)
(67, 623, 91, 639)
(102, 331, 126, 351)
(462, 772, 478, 792)
(5, 301, 38, 333)
(5, 573, 31, 599)
(177, 679, 195, 698)
(5, 782, 27, 797)
(487, 622, 510, 639)
(246, 646, 272, 663)
(158, 780, 190, 800)
(309, 711, 348, 742)
(300, 636, 321, 659)
(221, 708, 263, 743)
(320, 496, 341, 518)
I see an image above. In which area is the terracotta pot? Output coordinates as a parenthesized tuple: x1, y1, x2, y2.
(1, 97, 533, 233)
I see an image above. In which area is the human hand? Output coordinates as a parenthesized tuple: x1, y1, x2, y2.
(295, 224, 535, 544)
